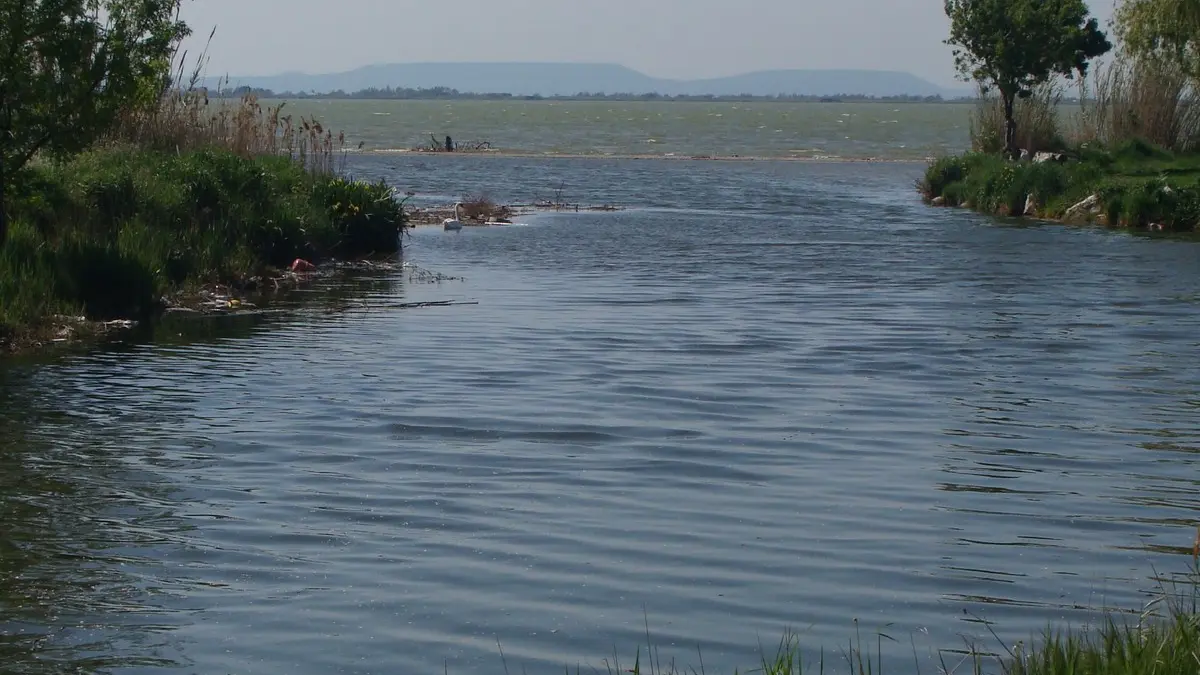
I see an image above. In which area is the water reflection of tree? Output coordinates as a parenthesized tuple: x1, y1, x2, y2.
(0, 270, 407, 673)
(142, 267, 406, 348)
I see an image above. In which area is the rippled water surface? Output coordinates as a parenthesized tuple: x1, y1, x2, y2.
(264, 99, 976, 159)
(3, 156, 1200, 675)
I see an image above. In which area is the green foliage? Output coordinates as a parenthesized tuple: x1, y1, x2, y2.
(1115, 0, 1200, 78)
(1003, 563, 1200, 675)
(0, 148, 407, 334)
(0, 0, 188, 161)
(313, 176, 409, 256)
(922, 142, 1200, 231)
(921, 156, 969, 200)
(0, 0, 189, 245)
(944, 0, 1111, 157)
(942, 181, 969, 206)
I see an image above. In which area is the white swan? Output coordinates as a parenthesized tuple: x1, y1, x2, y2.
(443, 202, 465, 231)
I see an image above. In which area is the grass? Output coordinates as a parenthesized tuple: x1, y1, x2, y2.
(0, 35, 410, 352)
(590, 598, 1200, 675)
(571, 541, 1200, 675)
(1077, 55, 1200, 154)
(0, 147, 405, 347)
(971, 83, 1068, 156)
(920, 139, 1200, 230)
(927, 45, 1200, 231)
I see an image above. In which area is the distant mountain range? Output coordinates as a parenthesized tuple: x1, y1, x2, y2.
(207, 63, 970, 99)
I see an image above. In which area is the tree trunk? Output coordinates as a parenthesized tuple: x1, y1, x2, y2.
(1002, 91, 1018, 160)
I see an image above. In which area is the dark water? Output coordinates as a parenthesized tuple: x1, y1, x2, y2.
(3, 156, 1200, 675)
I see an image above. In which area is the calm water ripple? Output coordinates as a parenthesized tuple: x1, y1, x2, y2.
(3, 156, 1200, 674)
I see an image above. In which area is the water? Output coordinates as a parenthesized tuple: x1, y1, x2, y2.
(264, 99, 975, 160)
(3, 155, 1200, 675)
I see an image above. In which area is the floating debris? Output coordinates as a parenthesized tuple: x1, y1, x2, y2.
(403, 262, 463, 283)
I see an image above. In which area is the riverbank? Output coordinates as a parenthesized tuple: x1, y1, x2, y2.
(0, 146, 406, 355)
(919, 140, 1200, 231)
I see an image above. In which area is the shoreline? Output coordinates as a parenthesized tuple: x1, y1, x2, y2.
(0, 258, 412, 357)
(919, 148, 1200, 235)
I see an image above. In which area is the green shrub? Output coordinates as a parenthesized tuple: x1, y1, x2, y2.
(313, 176, 407, 256)
(942, 181, 969, 206)
(1, 147, 408, 336)
(1112, 138, 1174, 163)
(921, 155, 969, 200)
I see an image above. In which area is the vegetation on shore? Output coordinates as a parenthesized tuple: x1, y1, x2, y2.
(920, 140, 1200, 230)
(923, 0, 1200, 232)
(0, 2, 408, 353)
(597, 552, 1200, 675)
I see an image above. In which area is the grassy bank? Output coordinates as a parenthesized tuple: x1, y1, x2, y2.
(0, 146, 405, 350)
(602, 572, 1200, 675)
(919, 140, 1200, 231)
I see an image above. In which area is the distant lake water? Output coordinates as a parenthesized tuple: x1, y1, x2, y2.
(3, 154, 1200, 674)
(261, 99, 978, 160)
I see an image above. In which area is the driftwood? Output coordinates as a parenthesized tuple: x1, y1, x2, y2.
(386, 300, 478, 309)
(413, 135, 494, 153)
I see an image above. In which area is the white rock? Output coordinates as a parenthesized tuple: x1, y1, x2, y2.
(1065, 194, 1101, 220)
(1024, 194, 1038, 216)
(1033, 152, 1065, 163)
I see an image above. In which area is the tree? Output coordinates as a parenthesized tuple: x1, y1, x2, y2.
(1115, 0, 1200, 76)
(944, 0, 1111, 159)
(0, 0, 189, 245)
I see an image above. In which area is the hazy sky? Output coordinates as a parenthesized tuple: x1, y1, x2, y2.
(176, 0, 1116, 87)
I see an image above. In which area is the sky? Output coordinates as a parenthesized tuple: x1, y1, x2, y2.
(176, 0, 1117, 89)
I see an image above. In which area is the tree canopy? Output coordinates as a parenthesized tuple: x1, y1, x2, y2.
(944, 0, 1111, 157)
(0, 0, 188, 244)
(1115, 0, 1200, 75)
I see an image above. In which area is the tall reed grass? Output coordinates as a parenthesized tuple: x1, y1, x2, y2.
(102, 32, 348, 175)
(1076, 55, 1200, 153)
(970, 83, 1067, 155)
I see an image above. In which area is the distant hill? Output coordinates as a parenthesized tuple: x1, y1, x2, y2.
(207, 63, 968, 99)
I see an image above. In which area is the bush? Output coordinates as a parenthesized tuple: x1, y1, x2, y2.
(0, 147, 408, 336)
(921, 155, 970, 200)
(923, 144, 1200, 231)
(942, 181, 969, 206)
(314, 176, 407, 256)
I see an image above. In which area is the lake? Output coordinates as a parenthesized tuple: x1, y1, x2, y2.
(261, 99, 978, 160)
(2, 152, 1200, 675)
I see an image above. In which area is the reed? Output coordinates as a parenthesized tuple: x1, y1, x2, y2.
(102, 33, 348, 174)
(1076, 55, 1200, 154)
(457, 192, 513, 222)
(970, 83, 1067, 155)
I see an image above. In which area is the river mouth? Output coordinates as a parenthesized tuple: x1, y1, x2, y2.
(2, 155, 1199, 674)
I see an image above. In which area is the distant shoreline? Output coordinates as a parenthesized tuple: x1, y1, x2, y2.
(212, 88, 975, 105)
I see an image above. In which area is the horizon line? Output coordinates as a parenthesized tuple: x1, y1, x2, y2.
(211, 61, 967, 88)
